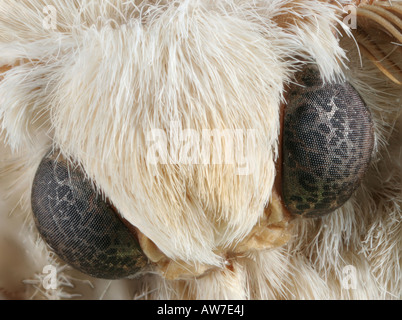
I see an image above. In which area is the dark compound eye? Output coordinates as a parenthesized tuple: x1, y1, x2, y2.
(31, 152, 147, 279)
(282, 66, 374, 218)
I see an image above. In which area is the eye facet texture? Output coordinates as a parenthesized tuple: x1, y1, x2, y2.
(282, 67, 374, 218)
(31, 152, 147, 279)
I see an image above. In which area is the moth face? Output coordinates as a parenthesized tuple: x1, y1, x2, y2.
(1, 1, 392, 283)
(30, 64, 374, 280)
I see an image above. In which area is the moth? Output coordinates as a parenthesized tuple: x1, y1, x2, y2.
(0, 0, 400, 300)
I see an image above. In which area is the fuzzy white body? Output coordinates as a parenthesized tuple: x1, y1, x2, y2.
(0, 0, 401, 299)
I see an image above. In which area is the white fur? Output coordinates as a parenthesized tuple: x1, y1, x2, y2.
(0, 0, 400, 299)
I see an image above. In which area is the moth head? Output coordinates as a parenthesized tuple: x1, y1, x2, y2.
(0, 1, 384, 280)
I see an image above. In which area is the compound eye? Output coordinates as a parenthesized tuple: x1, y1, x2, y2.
(31, 152, 147, 279)
(282, 66, 374, 218)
